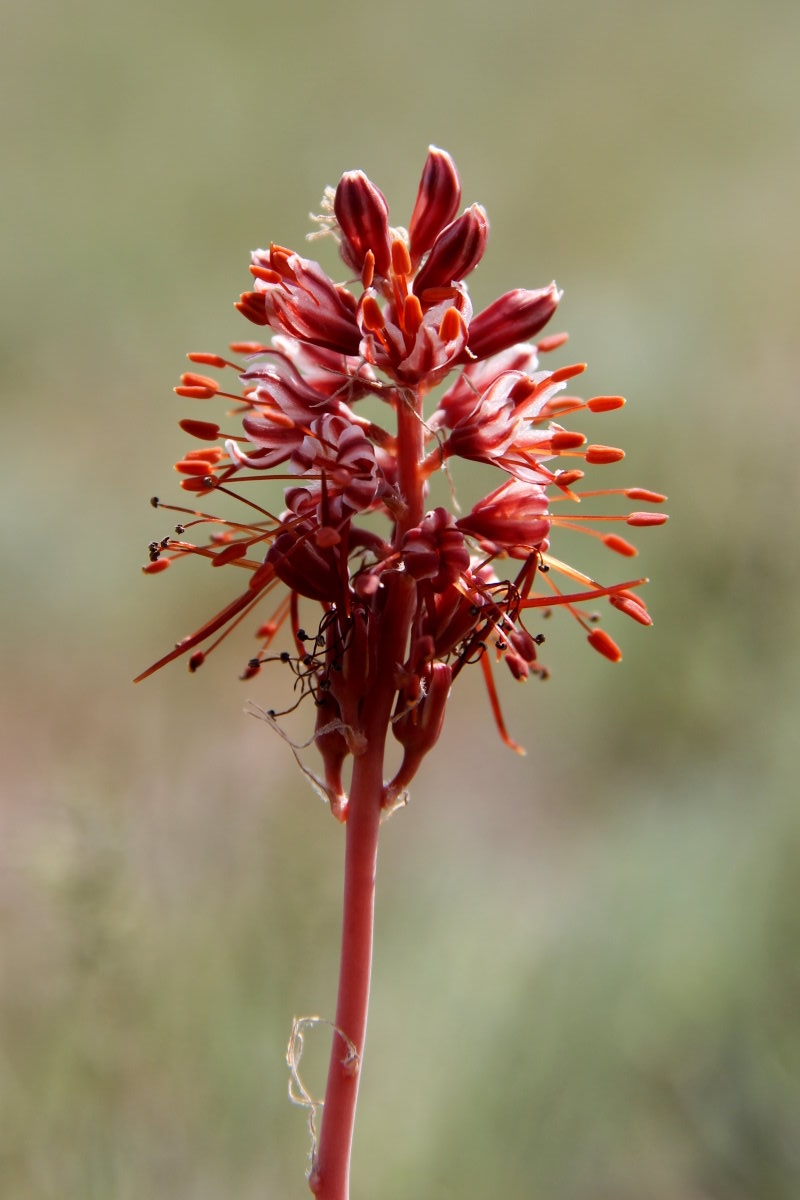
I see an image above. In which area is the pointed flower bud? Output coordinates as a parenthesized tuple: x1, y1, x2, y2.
(334, 170, 392, 278)
(408, 146, 462, 265)
(401, 508, 470, 592)
(389, 661, 453, 798)
(413, 204, 489, 297)
(467, 283, 562, 360)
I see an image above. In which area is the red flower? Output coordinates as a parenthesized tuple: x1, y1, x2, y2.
(139, 147, 667, 770)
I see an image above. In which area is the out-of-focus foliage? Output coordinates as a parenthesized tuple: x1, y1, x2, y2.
(1, 0, 798, 1196)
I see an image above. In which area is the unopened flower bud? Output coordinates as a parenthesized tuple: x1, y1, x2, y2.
(334, 170, 392, 278)
(408, 146, 462, 265)
(393, 661, 452, 751)
(314, 695, 349, 822)
(413, 204, 489, 297)
(467, 283, 561, 360)
(401, 508, 470, 592)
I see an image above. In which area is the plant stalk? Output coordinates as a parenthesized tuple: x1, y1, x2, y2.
(310, 741, 384, 1200)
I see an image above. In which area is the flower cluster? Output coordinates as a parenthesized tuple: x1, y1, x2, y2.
(138, 147, 666, 810)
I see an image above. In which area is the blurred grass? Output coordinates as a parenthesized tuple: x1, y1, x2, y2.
(2, 0, 799, 1196)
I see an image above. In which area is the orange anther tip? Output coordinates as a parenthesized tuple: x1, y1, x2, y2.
(143, 559, 171, 574)
(361, 250, 375, 290)
(626, 488, 667, 503)
(550, 430, 587, 451)
(174, 385, 217, 399)
(249, 265, 281, 282)
(439, 306, 464, 342)
(555, 469, 585, 488)
(626, 512, 669, 527)
(603, 534, 639, 557)
(361, 295, 384, 331)
(187, 352, 227, 368)
(180, 372, 219, 391)
(550, 362, 587, 383)
(587, 395, 626, 412)
(403, 294, 424, 336)
(180, 476, 215, 492)
(174, 459, 214, 476)
(585, 444, 625, 464)
(229, 341, 268, 354)
(587, 628, 622, 663)
(179, 419, 221, 441)
(610, 595, 652, 626)
(391, 238, 412, 277)
(536, 332, 569, 353)
(417, 285, 458, 304)
(544, 396, 584, 415)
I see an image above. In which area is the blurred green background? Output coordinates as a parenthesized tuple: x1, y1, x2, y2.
(2, 0, 799, 1196)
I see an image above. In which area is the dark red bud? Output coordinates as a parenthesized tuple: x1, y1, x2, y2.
(408, 146, 462, 265)
(413, 204, 489, 297)
(334, 170, 392, 278)
(467, 283, 561, 360)
(392, 662, 453, 756)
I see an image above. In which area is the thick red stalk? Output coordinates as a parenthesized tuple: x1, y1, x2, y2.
(311, 740, 384, 1200)
(312, 388, 425, 1199)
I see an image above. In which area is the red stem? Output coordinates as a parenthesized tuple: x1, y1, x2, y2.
(311, 740, 384, 1200)
(311, 385, 424, 1199)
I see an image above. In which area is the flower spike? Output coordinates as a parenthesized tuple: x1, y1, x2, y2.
(140, 147, 666, 756)
(137, 146, 667, 1200)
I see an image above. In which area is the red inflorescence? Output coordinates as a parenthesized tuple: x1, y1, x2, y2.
(139, 147, 667, 792)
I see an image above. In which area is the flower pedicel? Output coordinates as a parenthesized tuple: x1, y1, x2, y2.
(137, 147, 666, 1199)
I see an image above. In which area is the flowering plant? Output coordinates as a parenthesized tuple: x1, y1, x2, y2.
(138, 147, 666, 1199)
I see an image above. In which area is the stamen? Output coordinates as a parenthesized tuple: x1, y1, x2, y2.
(535, 332, 569, 353)
(249, 265, 282, 283)
(402, 294, 424, 337)
(180, 372, 220, 392)
(626, 511, 668, 526)
(587, 628, 622, 662)
(174, 385, 218, 399)
(602, 534, 639, 557)
(554, 469, 585, 490)
(550, 431, 587, 451)
(361, 250, 375, 290)
(610, 593, 652, 626)
(174, 459, 216, 476)
(586, 395, 626, 412)
(439, 307, 464, 342)
(585, 445, 625, 465)
(360, 295, 384, 332)
(229, 341, 269, 354)
(626, 488, 667, 503)
(179, 419, 221, 441)
(549, 363, 587, 384)
(185, 447, 225, 462)
(391, 238, 412, 278)
(187, 352, 230, 369)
